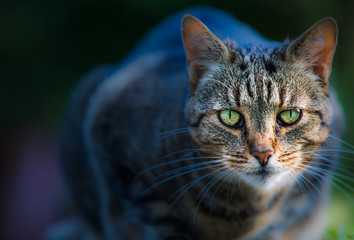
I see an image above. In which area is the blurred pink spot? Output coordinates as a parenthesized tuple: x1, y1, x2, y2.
(2, 128, 67, 240)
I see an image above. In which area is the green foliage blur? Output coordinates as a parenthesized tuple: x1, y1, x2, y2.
(2, 0, 353, 231)
(325, 226, 354, 240)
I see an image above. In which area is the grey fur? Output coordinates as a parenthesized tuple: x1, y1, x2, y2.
(58, 13, 343, 240)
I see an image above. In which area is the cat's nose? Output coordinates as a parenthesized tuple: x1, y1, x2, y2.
(251, 148, 274, 167)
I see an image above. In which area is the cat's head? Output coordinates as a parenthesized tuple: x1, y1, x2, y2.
(182, 15, 337, 190)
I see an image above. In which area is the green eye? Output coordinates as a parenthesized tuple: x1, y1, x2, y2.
(218, 110, 241, 127)
(278, 109, 302, 125)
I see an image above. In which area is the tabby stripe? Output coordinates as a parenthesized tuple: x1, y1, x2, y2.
(309, 110, 329, 128)
(228, 154, 247, 159)
(228, 159, 248, 163)
(266, 190, 284, 211)
(278, 157, 298, 162)
(189, 114, 206, 128)
(246, 80, 254, 98)
(279, 87, 286, 108)
(266, 81, 272, 103)
(264, 60, 277, 75)
(234, 86, 241, 107)
(239, 62, 247, 71)
(196, 199, 259, 220)
(281, 151, 297, 157)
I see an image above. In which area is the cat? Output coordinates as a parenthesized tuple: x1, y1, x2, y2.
(58, 6, 344, 240)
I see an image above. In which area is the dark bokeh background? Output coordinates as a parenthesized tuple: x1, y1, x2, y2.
(2, 0, 353, 239)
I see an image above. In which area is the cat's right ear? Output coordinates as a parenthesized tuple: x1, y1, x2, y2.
(286, 17, 337, 85)
(182, 15, 229, 89)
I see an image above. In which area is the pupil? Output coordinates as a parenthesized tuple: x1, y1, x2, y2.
(289, 110, 292, 118)
(229, 111, 232, 119)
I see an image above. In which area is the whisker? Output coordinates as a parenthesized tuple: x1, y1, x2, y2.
(135, 156, 223, 180)
(298, 152, 354, 173)
(327, 133, 354, 150)
(157, 127, 189, 136)
(226, 172, 237, 205)
(300, 154, 347, 168)
(294, 165, 325, 199)
(302, 148, 354, 155)
(283, 154, 354, 197)
(193, 169, 231, 225)
(166, 165, 229, 213)
(296, 164, 354, 203)
(299, 163, 354, 189)
(162, 148, 212, 159)
(288, 169, 306, 194)
(209, 170, 234, 213)
(312, 154, 354, 179)
(301, 158, 354, 181)
(228, 172, 245, 204)
(140, 162, 226, 196)
(158, 130, 189, 140)
(314, 154, 354, 163)
(296, 172, 315, 196)
(153, 160, 225, 181)
(329, 181, 354, 204)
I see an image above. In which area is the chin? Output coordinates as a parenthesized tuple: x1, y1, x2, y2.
(239, 171, 291, 191)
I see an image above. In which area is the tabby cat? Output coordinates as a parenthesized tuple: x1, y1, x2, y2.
(59, 7, 344, 240)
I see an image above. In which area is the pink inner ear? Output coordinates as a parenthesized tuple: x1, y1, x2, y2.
(311, 28, 337, 79)
(186, 33, 209, 62)
(182, 15, 229, 87)
(184, 33, 210, 82)
(322, 30, 337, 70)
(182, 17, 209, 63)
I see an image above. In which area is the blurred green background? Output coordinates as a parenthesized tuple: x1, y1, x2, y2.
(1, 0, 353, 239)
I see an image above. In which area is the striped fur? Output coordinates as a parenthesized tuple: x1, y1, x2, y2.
(58, 7, 343, 240)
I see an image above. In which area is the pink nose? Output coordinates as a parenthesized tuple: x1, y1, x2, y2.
(252, 149, 274, 167)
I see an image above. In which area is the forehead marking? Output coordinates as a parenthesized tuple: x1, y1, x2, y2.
(269, 80, 280, 104)
(239, 72, 257, 105)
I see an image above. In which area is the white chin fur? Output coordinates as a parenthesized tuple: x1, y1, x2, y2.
(238, 171, 292, 191)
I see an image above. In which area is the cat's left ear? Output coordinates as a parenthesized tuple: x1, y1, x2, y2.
(287, 17, 337, 84)
(182, 15, 230, 89)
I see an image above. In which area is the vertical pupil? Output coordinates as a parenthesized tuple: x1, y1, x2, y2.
(229, 110, 232, 119)
(279, 109, 300, 125)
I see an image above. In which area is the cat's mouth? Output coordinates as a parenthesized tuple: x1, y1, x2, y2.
(247, 168, 274, 177)
(239, 167, 290, 190)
